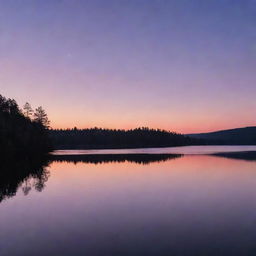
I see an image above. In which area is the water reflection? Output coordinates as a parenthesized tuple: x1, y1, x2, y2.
(213, 151, 256, 161)
(1, 151, 256, 256)
(51, 153, 183, 165)
(0, 154, 181, 204)
(0, 156, 50, 202)
(1, 151, 256, 204)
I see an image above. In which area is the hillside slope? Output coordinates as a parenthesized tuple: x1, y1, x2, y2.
(187, 126, 256, 145)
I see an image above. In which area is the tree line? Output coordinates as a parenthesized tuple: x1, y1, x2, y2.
(0, 93, 201, 153)
(50, 127, 198, 149)
(0, 94, 51, 155)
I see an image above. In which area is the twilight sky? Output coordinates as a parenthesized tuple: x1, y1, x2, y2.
(0, 0, 256, 133)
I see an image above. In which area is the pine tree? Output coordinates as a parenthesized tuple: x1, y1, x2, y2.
(23, 102, 33, 118)
(34, 106, 50, 128)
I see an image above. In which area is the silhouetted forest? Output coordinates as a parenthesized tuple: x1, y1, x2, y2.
(0, 94, 51, 155)
(50, 127, 198, 149)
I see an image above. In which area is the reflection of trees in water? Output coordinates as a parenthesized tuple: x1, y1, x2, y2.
(0, 153, 182, 204)
(51, 154, 183, 165)
(2, 151, 254, 204)
(0, 155, 50, 203)
(212, 151, 256, 161)
(52, 152, 256, 165)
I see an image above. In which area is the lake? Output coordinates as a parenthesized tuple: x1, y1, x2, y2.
(1, 146, 256, 256)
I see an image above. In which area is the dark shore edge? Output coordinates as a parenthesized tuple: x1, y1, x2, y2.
(50, 150, 256, 163)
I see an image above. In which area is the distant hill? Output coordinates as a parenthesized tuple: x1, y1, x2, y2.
(187, 126, 256, 145)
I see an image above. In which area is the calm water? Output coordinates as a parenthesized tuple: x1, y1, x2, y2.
(54, 145, 256, 155)
(1, 146, 256, 256)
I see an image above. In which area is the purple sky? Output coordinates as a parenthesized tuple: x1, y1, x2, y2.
(1, 0, 256, 133)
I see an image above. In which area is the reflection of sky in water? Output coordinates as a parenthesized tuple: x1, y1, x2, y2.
(1, 154, 256, 255)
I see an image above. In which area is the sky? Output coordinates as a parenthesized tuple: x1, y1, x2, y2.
(0, 0, 256, 133)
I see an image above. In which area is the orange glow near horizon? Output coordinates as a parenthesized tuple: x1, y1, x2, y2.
(49, 114, 256, 134)
(1, 1, 256, 134)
